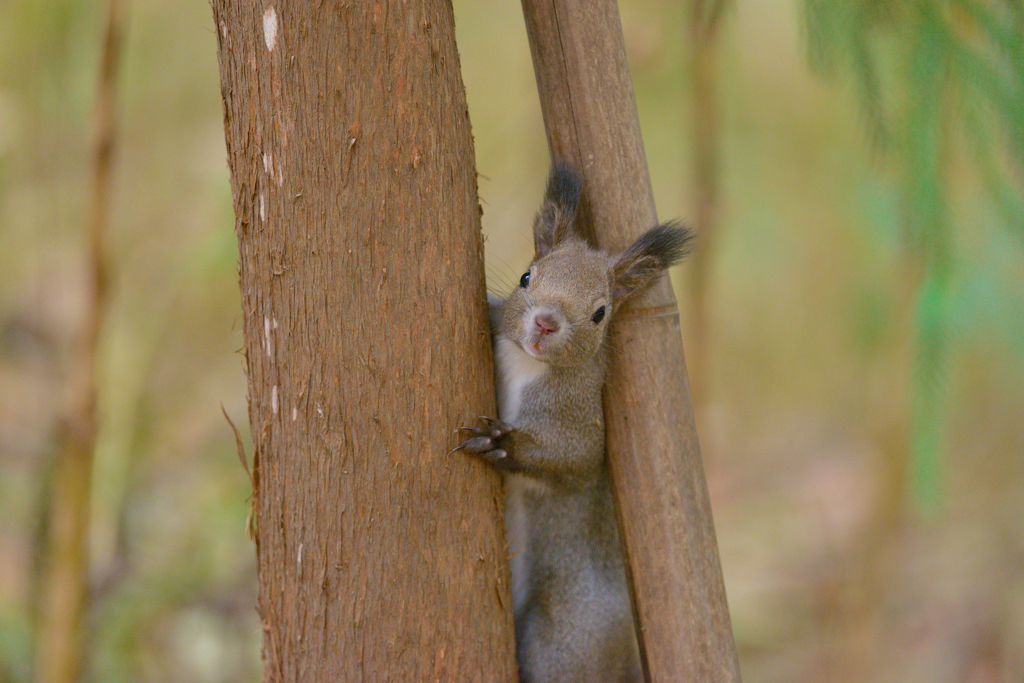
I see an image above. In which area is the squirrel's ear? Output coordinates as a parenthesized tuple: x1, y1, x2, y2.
(611, 222, 692, 304)
(534, 162, 582, 258)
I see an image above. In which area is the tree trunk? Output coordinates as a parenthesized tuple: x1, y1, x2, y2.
(211, 2, 518, 680)
(685, 0, 724, 407)
(35, 1, 126, 681)
(520, 1, 741, 680)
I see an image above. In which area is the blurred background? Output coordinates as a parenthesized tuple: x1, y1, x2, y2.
(1, 0, 1022, 681)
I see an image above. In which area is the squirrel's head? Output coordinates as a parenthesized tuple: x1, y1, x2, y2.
(502, 162, 692, 368)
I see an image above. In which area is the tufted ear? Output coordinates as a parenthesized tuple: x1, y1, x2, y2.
(534, 162, 582, 258)
(611, 222, 692, 304)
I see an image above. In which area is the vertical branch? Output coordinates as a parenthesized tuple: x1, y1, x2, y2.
(35, 1, 127, 682)
(685, 0, 725, 406)
(520, 1, 741, 680)
(905, 4, 952, 513)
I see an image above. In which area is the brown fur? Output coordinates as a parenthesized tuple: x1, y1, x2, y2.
(457, 164, 690, 683)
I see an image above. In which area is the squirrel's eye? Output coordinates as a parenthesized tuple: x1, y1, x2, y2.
(520, 271, 531, 288)
(591, 306, 606, 324)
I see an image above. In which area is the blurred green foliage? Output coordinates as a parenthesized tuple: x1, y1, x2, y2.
(802, 0, 1024, 512)
(0, 0, 1021, 682)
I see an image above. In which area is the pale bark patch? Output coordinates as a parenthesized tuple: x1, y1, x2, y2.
(263, 7, 278, 51)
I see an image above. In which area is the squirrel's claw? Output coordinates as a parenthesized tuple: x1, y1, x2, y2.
(461, 435, 496, 453)
(452, 417, 515, 467)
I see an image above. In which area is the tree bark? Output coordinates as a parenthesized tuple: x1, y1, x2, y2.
(211, 2, 518, 680)
(520, 1, 741, 680)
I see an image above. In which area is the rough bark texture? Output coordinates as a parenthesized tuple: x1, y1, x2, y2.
(520, 1, 742, 681)
(211, 2, 518, 680)
(35, 1, 126, 681)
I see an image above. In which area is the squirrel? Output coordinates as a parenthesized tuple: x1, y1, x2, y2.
(455, 163, 691, 683)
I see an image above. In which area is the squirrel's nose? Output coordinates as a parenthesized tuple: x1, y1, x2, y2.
(533, 312, 561, 336)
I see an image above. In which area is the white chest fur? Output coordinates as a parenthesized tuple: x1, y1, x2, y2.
(494, 333, 550, 614)
(495, 334, 549, 423)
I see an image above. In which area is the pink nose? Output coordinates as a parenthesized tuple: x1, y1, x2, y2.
(534, 312, 560, 336)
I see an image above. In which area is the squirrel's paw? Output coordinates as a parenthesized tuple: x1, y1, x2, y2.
(451, 417, 514, 466)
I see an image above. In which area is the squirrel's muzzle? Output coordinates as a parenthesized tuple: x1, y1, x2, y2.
(522, 305, 569, 359)
(532, 311, 561, 336)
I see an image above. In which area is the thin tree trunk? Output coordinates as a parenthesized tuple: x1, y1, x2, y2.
(35, 2, 126, 681)
(686, 0, 723, 407)
(520, 1, 741, 680)
(211, 2, 518, 680)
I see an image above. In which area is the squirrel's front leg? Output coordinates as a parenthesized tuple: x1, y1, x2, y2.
(453, 417, 536, 473)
